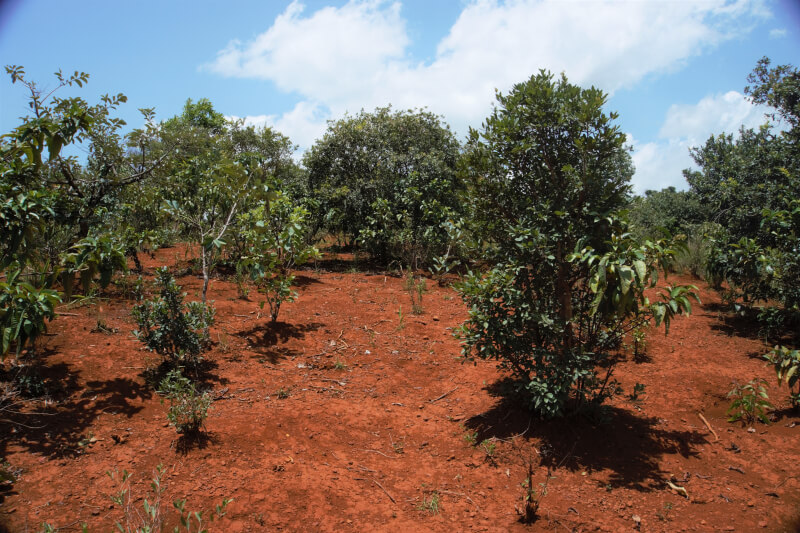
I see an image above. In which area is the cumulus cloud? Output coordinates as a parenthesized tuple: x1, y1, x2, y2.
(629, 91, 770, 194)
(205, 0, 770, 182)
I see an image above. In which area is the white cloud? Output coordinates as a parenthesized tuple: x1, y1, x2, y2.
(659, 91, 769, 142)
(629, 136, 697, 194)
(769, 28, 787, 39)
(228, 101, 330, 159)
(629, 91, 770, 194)
(206, 0, 770, 192)
(205, 0, 767, 150)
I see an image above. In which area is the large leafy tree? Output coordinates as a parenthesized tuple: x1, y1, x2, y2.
(304, 106, 463, 267)
(686, 58, 799, 315)
(458, 72, 694, 417)
(1, 66, 165, 354)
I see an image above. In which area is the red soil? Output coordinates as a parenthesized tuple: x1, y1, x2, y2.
(1, 247, 798, 532)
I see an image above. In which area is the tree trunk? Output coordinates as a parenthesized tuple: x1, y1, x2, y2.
(555, 242, 574, 358)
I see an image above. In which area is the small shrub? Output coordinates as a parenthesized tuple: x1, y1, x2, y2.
(132, 267, 215, 370)
(232, 263, 250, 299)
(115, 274, 145, 301)
(520, 462, 553, 524)
(765, 345, 800, 407)
(159, 370, 211, 435)
(727, 378, 772, 425)
(758, 307, 788, 344)
(0, 268, 61, 358)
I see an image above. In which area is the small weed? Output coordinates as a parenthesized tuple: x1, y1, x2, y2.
(480, 438, 497, 459)
(396, 306, 405, 330)
(656, 501, 674, 521)
(217, 333, 231, 354)
(276, 387, 291, 399)
(333, 359, 347, 370)
(629, 383, 646, 402)
(403, 270, 426, 315)
(0, 460, 17, 484)
(390, 434, 405, 455)
(462, 427, 478, 446)
(91, 318, 118, 335)
(727, 378, 772, 425)
(101, 464, 231, 533)
(365, 327, 376, 347)
(418, 490, 441, 515)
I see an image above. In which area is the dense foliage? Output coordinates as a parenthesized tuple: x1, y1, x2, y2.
(132, 268, 215, 370)
(305, 106, 464, 268)
(686, 58, 799, 326)
(457, 72, 694, 417)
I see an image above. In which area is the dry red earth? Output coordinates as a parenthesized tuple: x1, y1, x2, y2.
(1, 246, 799, 532)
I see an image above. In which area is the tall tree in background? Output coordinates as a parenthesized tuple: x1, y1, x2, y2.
(686, 58, 799, 316)
(304, 106, 463, 268)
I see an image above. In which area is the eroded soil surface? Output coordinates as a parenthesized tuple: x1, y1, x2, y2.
(1, 246, 799, 532)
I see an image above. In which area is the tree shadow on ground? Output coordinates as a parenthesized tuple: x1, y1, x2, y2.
(140, 358, 229, 392)
(304, 254, 387, 275)
(240, 321, 323, 363)
(293, 274, 322, 288)
(705, 303, 799, 347)
(464, 379, 707, 492)
(0, 367, 153, 460)
(174, 430, 218, 456)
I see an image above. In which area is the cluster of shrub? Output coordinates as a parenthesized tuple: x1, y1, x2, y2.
(1, 57, 798, 434)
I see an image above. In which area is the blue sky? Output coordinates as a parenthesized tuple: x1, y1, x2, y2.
(1, 0, 798, 193)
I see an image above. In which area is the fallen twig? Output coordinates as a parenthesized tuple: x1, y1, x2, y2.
(698, 412, 719, 441)
(429, 386, 459, 403)
(666, 480, 689, 499)
(371, 478, 396, 504)
(212, 387, 230, 400)
(363, 449, 395, 459)
(728, 465, 745, 474)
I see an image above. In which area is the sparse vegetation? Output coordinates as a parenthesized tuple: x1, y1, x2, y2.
(2, 53, 799, 533)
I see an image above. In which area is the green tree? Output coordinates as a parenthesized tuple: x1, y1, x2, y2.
(628, 187, 708, 240)
(161, 100, 254, 307)
(458, 71, 694, 417)
(687, 58, 799, 315)
(304, 106, 464, 267)
(239, 190, 319, 322)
